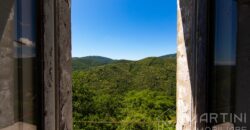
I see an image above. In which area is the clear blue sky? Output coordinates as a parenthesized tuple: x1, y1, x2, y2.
(72, 0, 177, 60)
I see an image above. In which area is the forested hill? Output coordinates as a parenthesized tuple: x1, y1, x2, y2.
(72, 56, 114, 70)
(72, 54, 176, 71)
(72, 54, 176, 129)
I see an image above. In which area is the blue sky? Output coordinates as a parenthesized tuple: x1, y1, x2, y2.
(72, 0, 177, 60)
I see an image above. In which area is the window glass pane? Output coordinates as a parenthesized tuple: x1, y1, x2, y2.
(211, 0, 237, 124)
(0, 0, 40, 129)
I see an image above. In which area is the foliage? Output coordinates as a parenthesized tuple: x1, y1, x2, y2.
(73, 55, 176, 130)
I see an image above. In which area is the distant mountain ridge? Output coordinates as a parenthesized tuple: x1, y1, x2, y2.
(159, 54, 176, 59)
(72, 56, 114, 70)
(72, 54, 176, 71)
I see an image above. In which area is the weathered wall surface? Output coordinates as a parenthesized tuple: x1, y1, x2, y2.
(43, 0, 72, 129)
(0, 0, 15, 128)
(177, 0, 208, 129)
(55, 0, 72, 130)
(176, 0, 193, 129)
(43, 0, 56, 129)
(235, 0, 250, 128)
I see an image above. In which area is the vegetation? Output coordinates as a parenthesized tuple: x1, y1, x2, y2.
(72, 56, 114, 70)
(73, 54, 176, 130)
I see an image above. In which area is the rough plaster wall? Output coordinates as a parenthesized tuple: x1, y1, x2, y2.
(0, 3, 15, 128)
(43, 0, 72, 129)
(235, 0, 250, 128)
(176, 0, 193, 129)
(43, 0, 56, 129)
(55, 0, 72, 129)
(177, 0, 208, 129)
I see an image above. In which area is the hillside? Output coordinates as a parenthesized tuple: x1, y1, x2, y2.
(73, 55, 176, 129)
(72, 54, 176, 71)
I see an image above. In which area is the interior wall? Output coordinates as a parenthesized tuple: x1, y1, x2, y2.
(235, 0, 250, 128)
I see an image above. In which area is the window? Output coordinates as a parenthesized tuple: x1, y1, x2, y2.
(0, 0, 41, 129)
(210, 0, 237, 125)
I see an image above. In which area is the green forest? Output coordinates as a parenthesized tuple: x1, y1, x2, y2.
(72, 54, 176, 130)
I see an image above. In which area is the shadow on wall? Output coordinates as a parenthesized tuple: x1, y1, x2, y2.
(0, 0, 14, 38)
(177, 0, 208, 129)
(0, 0, 16, 128)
